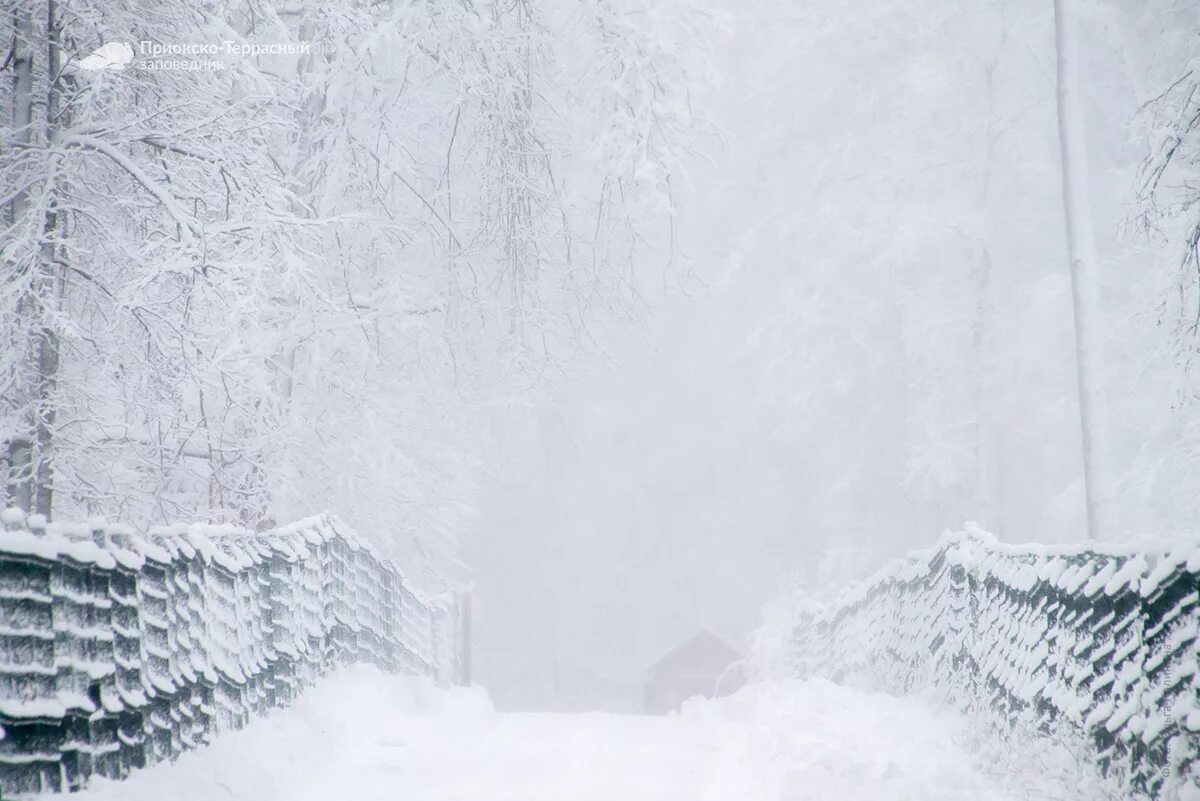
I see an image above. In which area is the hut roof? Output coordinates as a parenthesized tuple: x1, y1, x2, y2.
(645, 630, 740, 679)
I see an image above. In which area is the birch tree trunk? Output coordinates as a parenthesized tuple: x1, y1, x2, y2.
(1054, 0, 1111, 540)
(5, 1, 58, 517)
(5, 4, 35, 512)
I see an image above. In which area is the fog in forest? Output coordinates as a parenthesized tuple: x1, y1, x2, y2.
(462, 1, 1200, 710)
(4, 0, 1200, 723)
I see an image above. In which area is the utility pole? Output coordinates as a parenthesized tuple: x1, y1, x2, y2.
(1054, 0, 1111, 540)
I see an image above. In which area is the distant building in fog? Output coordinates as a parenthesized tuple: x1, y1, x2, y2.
(643, 631, 744, 714)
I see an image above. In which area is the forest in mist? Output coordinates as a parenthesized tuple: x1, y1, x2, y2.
(3, 0, 1200, 702)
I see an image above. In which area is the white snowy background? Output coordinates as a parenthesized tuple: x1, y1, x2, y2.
(2, 0, 1199, 750)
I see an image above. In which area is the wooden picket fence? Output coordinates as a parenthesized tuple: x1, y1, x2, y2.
(788, 527, 1199, 799)
(0, 511, 467, 795)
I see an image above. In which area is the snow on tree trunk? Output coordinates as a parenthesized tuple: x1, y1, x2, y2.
(4, 0, 61, 518)
(32, 0, 64, 519)
(5, 4, 35, 513)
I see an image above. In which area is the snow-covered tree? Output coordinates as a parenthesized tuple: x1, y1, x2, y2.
(0, 0, 707, 571)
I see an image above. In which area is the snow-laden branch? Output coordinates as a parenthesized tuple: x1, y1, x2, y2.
(61, 134, 199, 244)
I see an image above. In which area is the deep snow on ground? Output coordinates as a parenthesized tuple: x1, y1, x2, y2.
(74, 665, 1066, 801)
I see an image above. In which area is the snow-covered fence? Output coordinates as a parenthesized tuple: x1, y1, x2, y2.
(787, 527, 1199, 800)
(0, 510, 467, 796)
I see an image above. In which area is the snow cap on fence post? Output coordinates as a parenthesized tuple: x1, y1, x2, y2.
(0, 507, 27, 532)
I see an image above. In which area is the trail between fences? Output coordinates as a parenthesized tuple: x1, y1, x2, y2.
(72, 664, 1073, 801)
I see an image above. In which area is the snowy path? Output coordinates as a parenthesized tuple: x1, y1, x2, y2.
(74, 665, 1058, 801)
